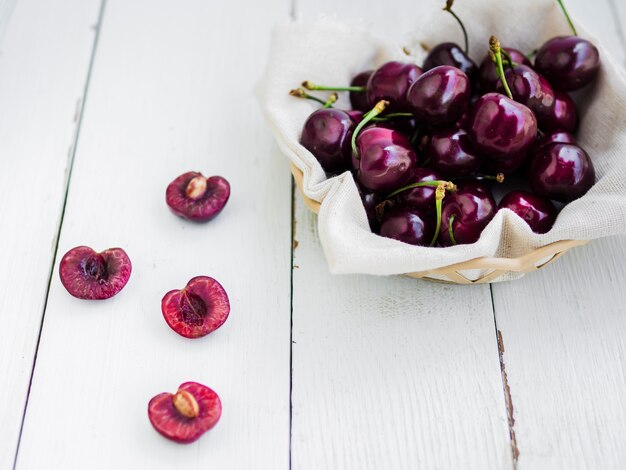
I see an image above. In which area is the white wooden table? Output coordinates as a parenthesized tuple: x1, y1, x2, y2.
(1, 0, 625, 468)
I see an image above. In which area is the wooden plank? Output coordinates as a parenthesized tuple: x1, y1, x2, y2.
(492, 1, 626, 468)
(14, 0, 292, 468)
(0, 1, 101, 468)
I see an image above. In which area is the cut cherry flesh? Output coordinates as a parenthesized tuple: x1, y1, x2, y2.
(499, 190, 558, 234)
(148, 381, 222, 444)
(166, 172, 230, 222)
(161, 276, 230, 338)
(59, 246, 131, 300)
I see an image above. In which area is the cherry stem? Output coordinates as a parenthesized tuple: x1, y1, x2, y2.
(489, 35, 513, 100)
(323, 93, 338, 108)
(556, 0, 577, 36)
(448, 214, 458, 245)
(371, 112, 413, 122)
(443, 0, 469, 54)
(351, 100, 389, 159)
(289, 88, 327, 106)
(453, 173, 505, 183)
(387, 180, 457, 199)
(430, 183, 449, 247)
(302, 80, 366, 93)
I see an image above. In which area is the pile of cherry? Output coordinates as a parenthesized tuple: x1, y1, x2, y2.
(292, 0, 599, 247)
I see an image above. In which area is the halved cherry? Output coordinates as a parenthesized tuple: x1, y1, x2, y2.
(166, 171, 230, 222)
(59, 246, 131, 300)
(148, 381, 222, 444)
(161, 276, 230, 338)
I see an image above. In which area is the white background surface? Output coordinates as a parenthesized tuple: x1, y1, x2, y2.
(0, 0, 625, 469)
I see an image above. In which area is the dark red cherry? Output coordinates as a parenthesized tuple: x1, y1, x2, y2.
(439, 182, 497, 246)
(300, 108, 354, 173)
(366, 61, 422, 111)
(166, 172, 230, 222)
(394, 168, 443, 213)
(379, 208, 434, 246)
(427, 127, 482, 177)
(423, 43, 478, 84)
(534, 36, 600, 91)
(350, 70, 373, 111)
(352, 127, 417, 192)
(534, 130, 576, 151)
(479, 47, 531, 92)
(539, 89, 578, 133)
(499, 190, 558, 234)
(495, 65, 555, 118)
(347, 110, 365, 124)
(469, 93, 537, 172)
(406, 65, 470, 127)
(529, 142, 595, 202)
(358, 186, 381, 231)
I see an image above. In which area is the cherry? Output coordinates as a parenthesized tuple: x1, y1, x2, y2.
(406, 66, 470, 127)
(161, 276, 230, 338)
(379, 208, 434, 246)
(59, 246, 132, 300)
(392, 168, 443, 213)
(534, 130, 576, 151)
(534, 36, 600, 91)
(499, 190, 558, 234)
(350, 70, 373, 111)
(347, 110, 365, 124)
(529, 142, 595, 202)
(469, 93, 537, 172)
(166, 172, 230, 222)
(439, 182, 497, 246)
(423, 43, 478, 84)
(300, 108, 354, 173)
(358, 186, 381, 231)
(539, 89, 578, 133)
(366, 61, 422, 111)
(495, 65, 556, 118)
(479, 47, 531, 92)
(427, 127, 482, 177)
(148, 381, 221, 444)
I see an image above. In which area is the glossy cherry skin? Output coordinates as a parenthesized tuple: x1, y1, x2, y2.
(495, 65, 555, 118)
(379, 208, 434, 246)
(534, 36, 600, 91)
(352, 127, 417, 192)
(469, 93, 537, 170)
(394, 168, 443, 213)
(534, 130, 576, 151)
(350, 70, 373, 112)
(439, 182, 497, 246)
(499, 190, 558, 234)
(422, 42, 478, 84)
(479, 47, 532, 92)
(358, 186, 381, 231)
(529, 143, 595, 202)
(366, 61, 422, 111)
(539, 90, 578, 133)
(300, 108, 354, 173)
(427, 127, 482, 177)
(406, 66, 470, 127)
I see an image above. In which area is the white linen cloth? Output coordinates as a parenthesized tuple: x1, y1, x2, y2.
(258, 0, 626, 279)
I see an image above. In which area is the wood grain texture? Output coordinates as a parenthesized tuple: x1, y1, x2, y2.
(14, 0, 292, 468)
(0, 1, 100, 467)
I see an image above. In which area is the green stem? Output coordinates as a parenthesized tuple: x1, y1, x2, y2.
(351, 100, 389, 158)
(302, 80, 366, 93)
(323, 93, 338, 108)
(387, 180, 456, 199)
(448, 214, 458, 245)
(556, 0, 577, 36)
(443, 0, 469, 54)
(453, 173, 505, 183)
(289, 88, 327, 106)
(489, 36, 513, 100)
(430, 187, 445, 247)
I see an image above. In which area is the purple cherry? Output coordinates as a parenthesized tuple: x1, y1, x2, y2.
(499, 190, 558, 234)
(469, 93, 537, 171)
(366, 61, 422, 111)
(358, 186, 381, 231)
(350, 70, 373, 111)
(534, 36, 600, 91)
(406, 65, 470, 126)
(479, 47, 531, 92)
(427, 127, 482, 177)
(529, 142, 595, 202)
(539, 89, 578, 133)
(300, 108, 354, 173)
(423, 43, 478, 83)
(394, 168, 443, 213)
(379, 208, 434, 246)
(534, 130, 576, 151)
(495, 65, 555, 118)
(439, 182, 497, 246)
(352, 126, 417, 192)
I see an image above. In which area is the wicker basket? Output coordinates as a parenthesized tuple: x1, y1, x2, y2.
(291, 163, 588, 284)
